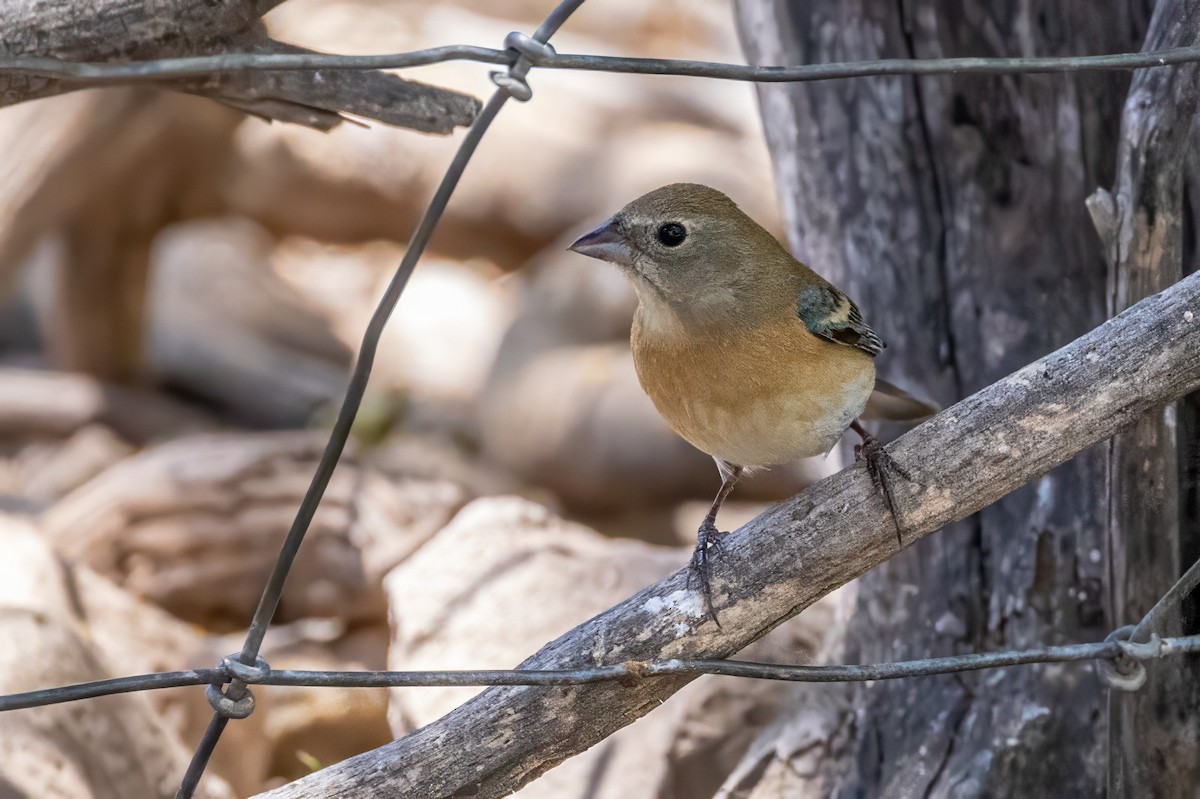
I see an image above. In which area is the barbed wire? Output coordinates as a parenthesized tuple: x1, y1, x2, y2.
(5, 42, 1200, 85)
(2, 2, 1199, 799)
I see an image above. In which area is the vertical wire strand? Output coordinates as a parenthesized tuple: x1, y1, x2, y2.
(174, 2, 589, 796)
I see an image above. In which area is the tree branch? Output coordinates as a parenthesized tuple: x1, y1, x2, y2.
(254, 270, 1200, 798)
(0, 0, 478, 132)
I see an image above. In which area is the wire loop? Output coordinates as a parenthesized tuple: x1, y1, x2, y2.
(221, 655, 270, 684)
(1096, 626, 1147, 692)
(1116, 632, 1164, 661)
(504, 31, 556, 63)
(490, 30, 554, 101)
(204, 683, 256, 720)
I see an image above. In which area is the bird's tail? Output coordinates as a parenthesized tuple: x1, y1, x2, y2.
(864, 377, 939, 423)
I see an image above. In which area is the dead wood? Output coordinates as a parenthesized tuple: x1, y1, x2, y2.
(0, 0, 478, 132)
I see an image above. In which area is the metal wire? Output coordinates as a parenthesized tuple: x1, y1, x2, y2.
(3, 634, 1199, 715)
(5, 43, 1200, 84)
(0, 5, 1198, 799)
(1132, 555, 1200, 643)
(170, 2, 590, 797)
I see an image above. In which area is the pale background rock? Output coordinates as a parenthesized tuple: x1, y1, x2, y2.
(41, 432, 469, 628)
(0, 515, 238, 799)
(274, 238, 517, 407)
(147, 217, 352, 427)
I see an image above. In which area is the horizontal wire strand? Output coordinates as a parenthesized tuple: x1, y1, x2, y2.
(2, 44, 1200, 84)
(4, 634, 1199, 714)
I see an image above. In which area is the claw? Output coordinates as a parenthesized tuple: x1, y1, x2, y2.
(688, 520, 727, 626)
(855, 431, 912, 546)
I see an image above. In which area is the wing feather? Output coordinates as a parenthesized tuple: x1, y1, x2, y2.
(796, 284, 885, 357)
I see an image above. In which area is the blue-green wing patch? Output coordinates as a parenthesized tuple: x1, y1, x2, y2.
(796, 284, 885, 357)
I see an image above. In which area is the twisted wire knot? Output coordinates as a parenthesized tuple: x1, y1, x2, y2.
(1095, 625, 1147, 692)
(205, 654, 271, 719)
(490, 31, 556, 102)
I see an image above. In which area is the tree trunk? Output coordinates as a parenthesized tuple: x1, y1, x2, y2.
(1088, 2, 1200, 795)
(734, 0, 1197, 795)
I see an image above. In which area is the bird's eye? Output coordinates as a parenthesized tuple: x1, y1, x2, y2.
(657, 222, 687, 247)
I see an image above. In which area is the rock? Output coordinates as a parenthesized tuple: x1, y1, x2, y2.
(146, 217, 352, 427)
(0, 512, 405, 797)
(0, 367, 216, 443)
(712, 585, 859, 799)
(272, 238, 516, 405)
(712, 684, 851, 799)
(41, 431, 468, 628)
(365, 432, 525, 508)
(3, 424, 133, 508)
(384, 496, 839, 798)
(0, 514, 238, 799)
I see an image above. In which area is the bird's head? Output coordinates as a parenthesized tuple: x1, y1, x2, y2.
(568, 183, 789, 327)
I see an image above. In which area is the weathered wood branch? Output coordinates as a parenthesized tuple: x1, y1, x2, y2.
(0, 0, 478, 132)
(1087, 1, 1200, 795)
(255, 271, 1200, 797)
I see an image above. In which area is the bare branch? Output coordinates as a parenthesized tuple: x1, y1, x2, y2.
(251, 270, 1200, 798)
(0, 0, 478, 132)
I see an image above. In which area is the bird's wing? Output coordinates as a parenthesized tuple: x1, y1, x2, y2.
(796, 284, 885, 357)
(865, 377, 938, 421)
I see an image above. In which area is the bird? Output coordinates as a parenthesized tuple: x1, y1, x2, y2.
(568, 183, 935, 623)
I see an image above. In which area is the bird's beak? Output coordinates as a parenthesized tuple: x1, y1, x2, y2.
(568, 217, 634, 264)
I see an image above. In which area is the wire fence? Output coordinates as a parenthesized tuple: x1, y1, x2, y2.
(2, 2, 1200, 798)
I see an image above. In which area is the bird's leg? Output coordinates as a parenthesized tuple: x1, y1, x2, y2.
(688, 462, 743, 625)
(850, 419, 911, 546)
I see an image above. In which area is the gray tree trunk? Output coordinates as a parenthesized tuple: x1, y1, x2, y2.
(735, 0, 1197, 796)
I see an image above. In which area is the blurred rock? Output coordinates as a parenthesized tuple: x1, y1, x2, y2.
(384, 495, 838, 799)
(0, 514, 237, 799)
(70, 551, 274, 797)
(273, 238, 516, 406)
(488, 245, 641, 376)
(366, 432, 524, 501)
(0, 367, 216, 443)
(713, 685, 850, 799)
(1, 424, 133, 508)
(41, 431, 468, 629)
(147, 217, 352, 427)
(713, 587, 859, 799)
(0, 511, 405, 796)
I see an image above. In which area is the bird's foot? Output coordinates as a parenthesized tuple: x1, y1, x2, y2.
(687, 520, 728, 626)
(854, 432, 912, 547)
